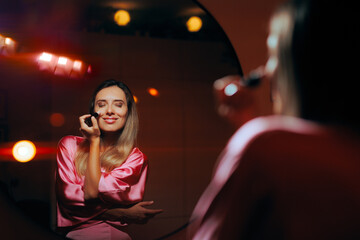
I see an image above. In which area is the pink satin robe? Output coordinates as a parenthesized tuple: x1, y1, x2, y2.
(56, 136, 148, 239)
(189, 115, 360, 239)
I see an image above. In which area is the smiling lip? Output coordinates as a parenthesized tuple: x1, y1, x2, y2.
(103, 118, 117, 124)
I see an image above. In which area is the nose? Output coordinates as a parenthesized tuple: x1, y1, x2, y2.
(105, 105, 114, 115)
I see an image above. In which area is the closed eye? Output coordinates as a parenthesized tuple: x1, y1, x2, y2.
(96, 100, 106, 108)
(114, 100, 125, 107)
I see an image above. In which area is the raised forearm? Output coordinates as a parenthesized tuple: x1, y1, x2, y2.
(97, 208, 126, 221)
(84, 137, 101, 199)
(96, 201, 163, 224)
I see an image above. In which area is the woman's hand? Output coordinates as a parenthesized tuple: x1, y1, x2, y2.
(213, 68, 273, 128)
(98, 201, 164, 224)
(79, 114, 101, 142)
(213, 75, 257, 128)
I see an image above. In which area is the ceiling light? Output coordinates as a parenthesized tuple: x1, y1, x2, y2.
(114, 10, 131, 26)
(186, 16, 202, 32)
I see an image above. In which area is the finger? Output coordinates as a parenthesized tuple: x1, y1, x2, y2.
(91, 116, 99, 128)
(79, 114, 91, 121)
(79, 114, 92, 126)
(79, 115, 93, 129)
(138, 201, 154, 207)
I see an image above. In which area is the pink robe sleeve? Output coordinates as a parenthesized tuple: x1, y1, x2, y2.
(56, 136, 106, 228)
(98, 148, 148, 205)
(56, 136, 86, 206)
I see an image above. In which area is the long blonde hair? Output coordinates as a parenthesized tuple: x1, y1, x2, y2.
(75, 79, 139, 176)
(269, 4, 298, 117)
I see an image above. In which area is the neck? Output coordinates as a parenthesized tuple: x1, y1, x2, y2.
(101, 131, 121, 148)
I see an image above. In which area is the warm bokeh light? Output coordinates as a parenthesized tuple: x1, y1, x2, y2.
(50, 113, 65, 127)
(39, 52, 53, 62)
(58, 57, 68, 65)
(114, 10, 131, 26)
(186, 16, 202, 32)
(12, 140, 36, 162)
(73, 60, 82, 70)
(133, 95, 138, 103)
(0, 34, 17, 55)
(147, 88, 159, 97)
(37, 52, 90, 79)
(5, 37, 13, 45)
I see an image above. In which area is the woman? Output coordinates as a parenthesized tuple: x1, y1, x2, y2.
(56, 79, 161, 239)
(189, 0, 360, 239)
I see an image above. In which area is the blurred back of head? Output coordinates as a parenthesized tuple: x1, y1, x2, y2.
(272, 0, 359, 130)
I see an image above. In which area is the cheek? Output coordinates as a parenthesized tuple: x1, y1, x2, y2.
(117, 108, 128, 117)
(93, 106, 100, 113)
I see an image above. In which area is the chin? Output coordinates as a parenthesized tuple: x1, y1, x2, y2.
(100, 126, 124, 133)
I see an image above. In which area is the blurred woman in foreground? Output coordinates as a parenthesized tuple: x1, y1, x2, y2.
(189, 0, 360, 239)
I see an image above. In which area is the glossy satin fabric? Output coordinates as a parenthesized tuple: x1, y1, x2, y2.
(189, 115, 360, 239)
(56, 135, 148, 239)
(66, 222, 131, 240)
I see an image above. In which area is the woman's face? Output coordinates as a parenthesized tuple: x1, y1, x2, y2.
(94, 86, 128, 133)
